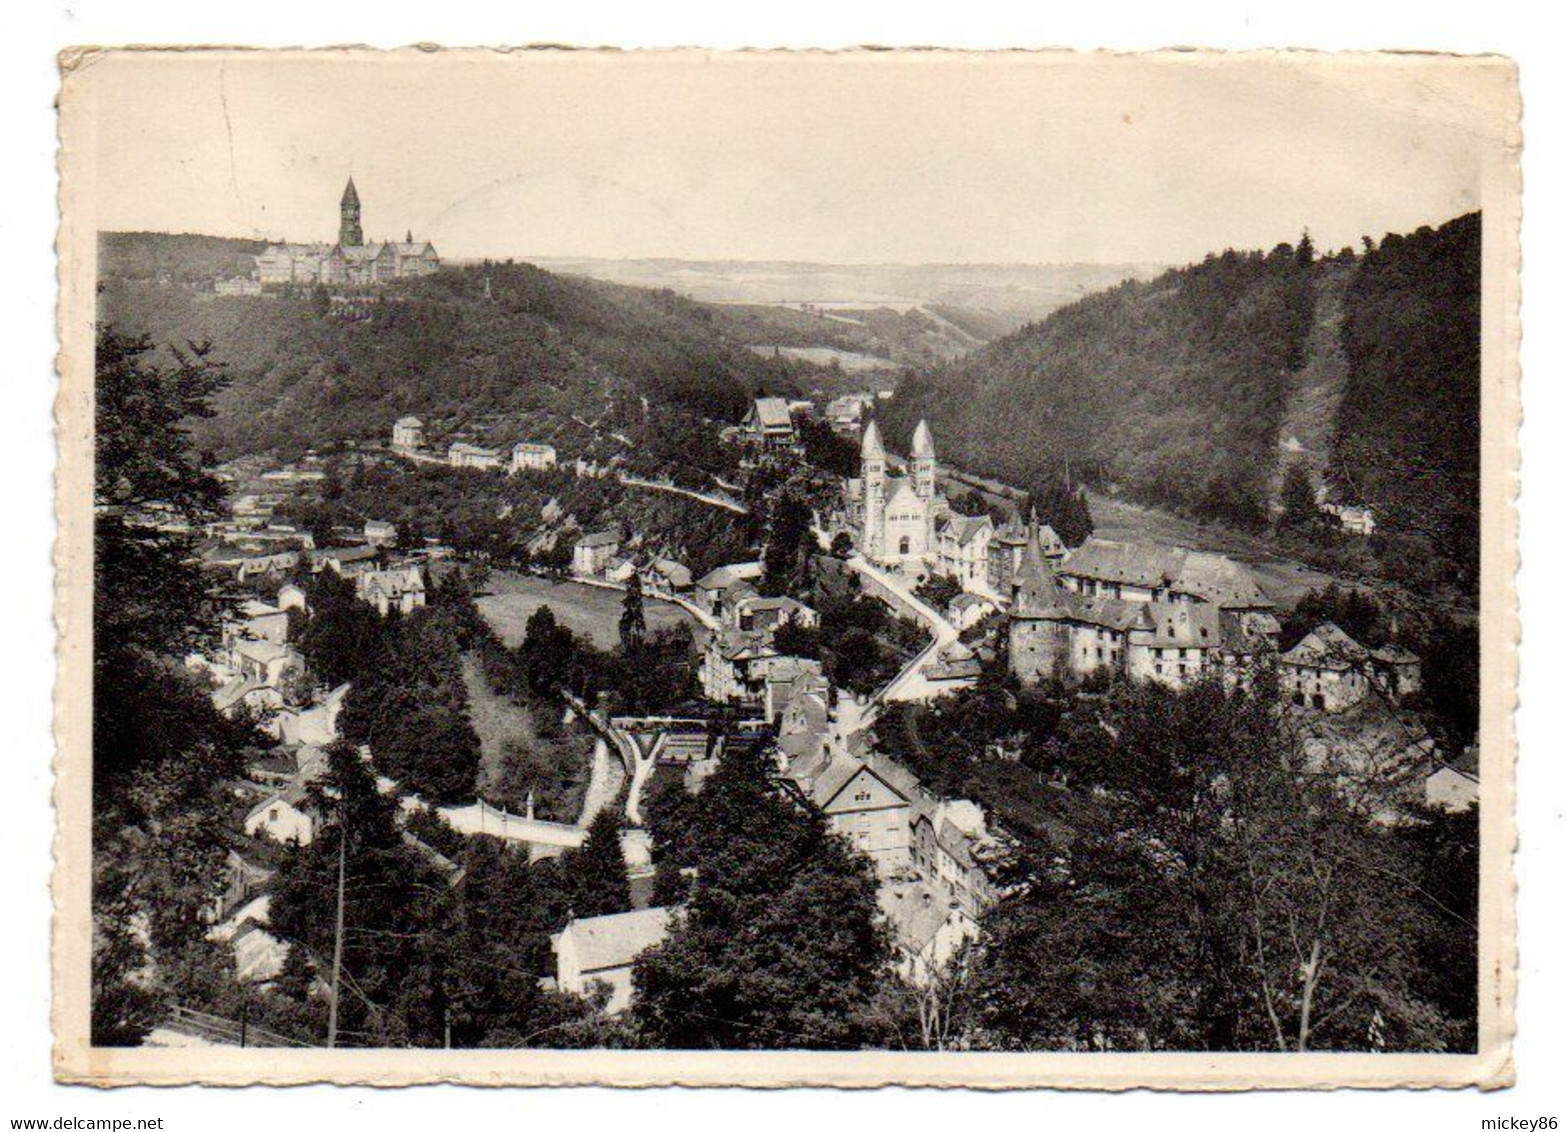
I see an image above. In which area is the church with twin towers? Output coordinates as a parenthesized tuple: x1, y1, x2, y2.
(847, 418, 952, 565)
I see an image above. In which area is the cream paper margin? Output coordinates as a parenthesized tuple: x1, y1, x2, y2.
(51, 46, 1522, 1090)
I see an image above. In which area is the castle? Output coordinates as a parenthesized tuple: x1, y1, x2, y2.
(1007, 519, 1281, 690)
(254, 178, 440, 288)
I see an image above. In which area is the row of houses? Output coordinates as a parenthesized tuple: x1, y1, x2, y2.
(696, 569, 823, 713)
(738, 392, 888, 452)
(567, 528, 697, 595)
(390, 416, 560, 474)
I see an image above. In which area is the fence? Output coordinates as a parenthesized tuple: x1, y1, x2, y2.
(165, 1003, 311, 1049)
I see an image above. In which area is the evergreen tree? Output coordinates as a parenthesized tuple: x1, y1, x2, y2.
(92, 329, 255, 1045)
(619, 570, 648, 654)
(632, 738, 890, 1048)
(968, 676, 1459, 1052)
(1278, 461, 1320, 532)
(562, 808, 632, 920)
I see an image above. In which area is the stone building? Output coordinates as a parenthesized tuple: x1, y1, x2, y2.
(391, 416, 425, 451)
(1008, 525, 1278, 689)
(988, 512, 1066, 594)
(254, 178, 440, 289)
(844, 419, 951, 568)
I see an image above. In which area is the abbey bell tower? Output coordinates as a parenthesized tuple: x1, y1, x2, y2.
(339, 177, 364, 247)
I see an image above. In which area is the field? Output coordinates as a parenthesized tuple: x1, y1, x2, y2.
(477, 571, 696, 651)
(747, 344, 899, 371)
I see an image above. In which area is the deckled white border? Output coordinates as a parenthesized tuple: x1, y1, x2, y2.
(52, 46, 1521, 1089)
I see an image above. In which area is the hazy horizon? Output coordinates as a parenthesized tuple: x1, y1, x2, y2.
(80, 50, 1496, 265)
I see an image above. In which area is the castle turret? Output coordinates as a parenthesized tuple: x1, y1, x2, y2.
(1008, 509, 1070, 683)
(1012, 509, 1061, 615)
(340, 177, 364, 248)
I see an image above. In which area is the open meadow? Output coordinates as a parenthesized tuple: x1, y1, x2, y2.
(477, 571, 698, 652)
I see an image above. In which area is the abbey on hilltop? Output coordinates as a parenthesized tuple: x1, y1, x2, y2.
(254, 178, 441, 288)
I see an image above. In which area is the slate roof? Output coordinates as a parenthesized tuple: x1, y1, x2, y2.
(808, 752, 918, 810)
(576, 528, 622, 549)
(358, 567, 425, 599)
(1372, 643, 1421, 665)
(244, 784, 312, 825)
(651, 559, 692, 588)
(879, 881, 954, 955)
(559, 906, 676, 973)
(694, 562, 763, 591)
(714, 628, 776, 662)
(1012, 517, 1074, 619)
(861, 419, 887, 461)
(1281, 622, 1371, 671)
(1142, 600, 1223, 648)
(938, 512, 993, 547)
(748, 397, 794, 430)
(233, 639, 294, 666)
(1061, 539, 1272, 610)
(311, 545, 379, 565)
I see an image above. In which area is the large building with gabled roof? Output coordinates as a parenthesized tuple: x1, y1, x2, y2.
(1008, 521, 1279, 689)
(254, 178, 440, 289)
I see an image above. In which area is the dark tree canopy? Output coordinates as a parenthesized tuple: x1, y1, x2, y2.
(632, 739, 890, 1048)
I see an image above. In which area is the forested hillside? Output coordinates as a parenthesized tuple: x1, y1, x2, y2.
(97, 235, 820, 466)
(881, 213, 1481, 587)
(1333, 213, 1481, 584)
(99, 231, 269, 285)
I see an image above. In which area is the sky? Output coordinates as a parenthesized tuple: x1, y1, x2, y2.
(71, 49, 1511, 265)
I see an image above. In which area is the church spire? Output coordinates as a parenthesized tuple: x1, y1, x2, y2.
(339, 176, 364, 247)
(861, 419, 887, 462)
(911, 419, 935, 460)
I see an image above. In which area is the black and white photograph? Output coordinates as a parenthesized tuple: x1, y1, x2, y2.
(49, 45, 1518, 1090)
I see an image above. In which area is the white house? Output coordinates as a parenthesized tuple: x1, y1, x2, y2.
(572, 529, 623, 577)
(356, 567, 427, 616)
(448, 442, 503, 470)
(552, 906, 676, 1015)
(946, 592, 995, 632)
(244, 786, 316, 846)
(740, 397, 797, 450)
(391, 416, 425, 451)
(693, 562, 765, 616)
(510, 442, 558, 473)
(363, 519, 398, 548)
(223, 599, 290, 650)
(230, 638, 300, 687)
(1280, 622, 1373, 713)
(934, 512, 994, 591)
(276, 682, 349, 747)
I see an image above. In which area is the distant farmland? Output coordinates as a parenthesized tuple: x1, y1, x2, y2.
(746, 344, 899, 372)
